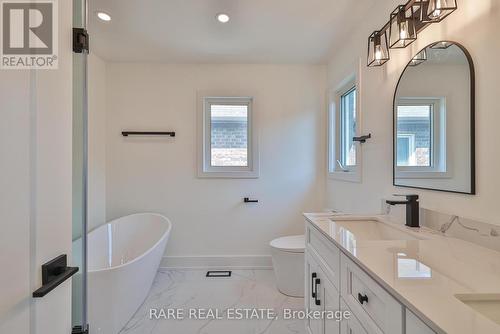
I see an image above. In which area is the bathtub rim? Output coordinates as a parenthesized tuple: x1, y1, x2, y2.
(84, 212, 172, 274)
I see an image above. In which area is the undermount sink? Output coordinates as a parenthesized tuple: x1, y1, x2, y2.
(331, 220, 421, 241)
(455, 294, 500, 325)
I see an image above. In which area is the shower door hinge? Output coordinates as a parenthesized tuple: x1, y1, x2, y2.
(73, 28, 89, 53)
(72, 325, 89, 334)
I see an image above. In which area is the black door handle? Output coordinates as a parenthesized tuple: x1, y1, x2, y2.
(33, 254, 79, 298)
(311, 272, 317, 298)
(358, 293, 369, 305)
(314, 278, 321, 306)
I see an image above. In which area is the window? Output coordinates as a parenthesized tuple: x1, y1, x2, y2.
(396, 105, 432, 167)
(340, 87, 357, 167)
(328, 74, 361, 182)
(397, 133, 416, 166)
(395, 98, 447, 178)
(210, 104, 248, 167)
(198, 97, 259, 178)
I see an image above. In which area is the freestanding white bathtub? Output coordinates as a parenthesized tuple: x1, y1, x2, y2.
(72, 213, 172, 334)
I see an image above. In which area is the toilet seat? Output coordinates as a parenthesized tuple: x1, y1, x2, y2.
(270, 235, 305, 253)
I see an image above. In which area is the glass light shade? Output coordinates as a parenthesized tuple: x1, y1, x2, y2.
(389, 5, 417, 49)
(427, 0, 457, 22)
(408, 49, 427, 66)
(367, 31, 390, 67)
(430, 41, 453, 49)
(417, 0, 434, 23)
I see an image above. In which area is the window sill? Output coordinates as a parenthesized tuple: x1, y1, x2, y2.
(328, 170, 361, 183)
(197, 170, 259, 179)
(396, 170, 451, 179)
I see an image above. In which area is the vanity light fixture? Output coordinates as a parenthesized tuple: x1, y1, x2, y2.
(408, 49, 427, 66)
(366, 0, 458, 67)
(418, 0, 457, 23)
(430, 41, 453, 49)
(367, 31, 390, 67)
(426, 0, 457, 22)
(96, 11, 111, 22)
(389, 5, 417, 49)
(216, 13, 230, 23)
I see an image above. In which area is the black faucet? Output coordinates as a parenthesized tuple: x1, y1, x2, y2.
(386, 195, 420, 228)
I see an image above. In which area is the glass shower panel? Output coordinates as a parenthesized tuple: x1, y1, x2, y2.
(72, 0, 88, 332)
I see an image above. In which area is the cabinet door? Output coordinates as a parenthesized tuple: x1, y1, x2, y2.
(406, 310, 436, 334)
(340, 300, 368, 334)
(321, 271, 340, 334)
(306, 253, 323, 334)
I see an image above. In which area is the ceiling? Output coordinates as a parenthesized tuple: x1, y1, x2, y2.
(89, 0, 376, 64)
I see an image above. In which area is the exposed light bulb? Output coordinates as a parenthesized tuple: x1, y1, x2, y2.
(430, 9, 442, 18)
(429, 0, 444, 19)
(375, 45, 383, 60)
(400, 23, 409, 40)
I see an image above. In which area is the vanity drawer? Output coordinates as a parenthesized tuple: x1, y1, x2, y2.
(340, 254, 403, 334)
(340, 299, 369, 334)
(306, 223, 340, 289)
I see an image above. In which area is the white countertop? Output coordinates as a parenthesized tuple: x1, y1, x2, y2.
(304, 213, 500, 334)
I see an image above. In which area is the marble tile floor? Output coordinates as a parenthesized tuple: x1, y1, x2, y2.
(120, 269, 307, 334)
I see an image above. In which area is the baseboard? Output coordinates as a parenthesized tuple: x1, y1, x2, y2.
(160, 255, 273, 270)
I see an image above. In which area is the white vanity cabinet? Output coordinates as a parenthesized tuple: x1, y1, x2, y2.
(340, 255, 403, 334)
(305, 221, 437, 334)
(406, 310, 435, 334)
(340, 300, 368, 334)
(305, 224, 341, 334)
(305, 251, 341, 334)
(305, 252, 323, 334)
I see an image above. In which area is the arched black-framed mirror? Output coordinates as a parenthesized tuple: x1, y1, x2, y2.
(393, 41, 475, 194)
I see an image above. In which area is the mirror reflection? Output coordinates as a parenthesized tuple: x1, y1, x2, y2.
(394, 42, 475, 194)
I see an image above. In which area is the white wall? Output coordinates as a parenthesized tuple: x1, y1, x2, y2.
(105, 64, 326, 261)
(326, 0, 500, 224)
(0, 0, 73, 333)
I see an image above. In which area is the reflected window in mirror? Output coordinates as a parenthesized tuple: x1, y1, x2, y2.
(397, 104, 432, 167)
(396, 98, 447, 176)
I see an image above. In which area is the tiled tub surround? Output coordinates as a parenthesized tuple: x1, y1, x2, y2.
(304, 213, 500, 334)
(120, 269, 306, 334)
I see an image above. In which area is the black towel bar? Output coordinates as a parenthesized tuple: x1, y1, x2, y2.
(122, 131, 176, 137)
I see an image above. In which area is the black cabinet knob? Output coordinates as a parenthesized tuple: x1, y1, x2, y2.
(358, 293, 369, 305)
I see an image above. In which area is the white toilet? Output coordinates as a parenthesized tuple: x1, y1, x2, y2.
(270, 235, 305, 297)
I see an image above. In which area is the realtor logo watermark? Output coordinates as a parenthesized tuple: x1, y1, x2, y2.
(1, 0, 58, 69)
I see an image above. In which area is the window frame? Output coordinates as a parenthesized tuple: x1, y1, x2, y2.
(198, 96, 259, 178)
(395, 97, 450, 179)
(339, 86, 357, 167)
(328, 72, 362, 183)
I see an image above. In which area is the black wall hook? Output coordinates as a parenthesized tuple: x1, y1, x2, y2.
(353, 133, 371, 143)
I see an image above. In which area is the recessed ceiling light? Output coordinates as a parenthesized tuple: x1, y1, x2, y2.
(216, 13, 230, 23)
(96, 11, 111, 22)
